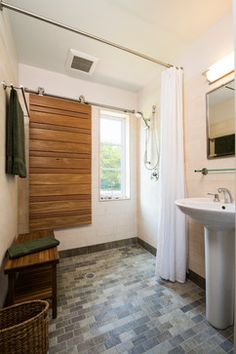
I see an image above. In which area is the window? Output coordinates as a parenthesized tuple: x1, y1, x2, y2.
(100, 110, 130, 200)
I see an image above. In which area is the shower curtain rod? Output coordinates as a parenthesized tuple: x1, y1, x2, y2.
(1, 81, 30, 117)
(24, 87, 135, 114)
(0, 1, 174, 68)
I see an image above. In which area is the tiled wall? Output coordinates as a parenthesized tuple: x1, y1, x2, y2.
(137, 12, 234, 279)
(137, 81, 162, 248)
(18, 64, 138, 250)
(0, 11, 18, 306)
(181, 12, 234, 277)
(184, 73, 235, 278)
(55, 106, 138, 250)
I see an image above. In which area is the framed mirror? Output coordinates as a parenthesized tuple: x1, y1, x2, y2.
(206, 79, 235, 159)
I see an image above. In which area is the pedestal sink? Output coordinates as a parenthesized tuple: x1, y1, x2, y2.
(175, 198, 235, 329)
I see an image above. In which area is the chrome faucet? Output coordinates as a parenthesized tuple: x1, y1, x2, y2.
(207, 192, 220, 202)
(217, 188, 233, 204)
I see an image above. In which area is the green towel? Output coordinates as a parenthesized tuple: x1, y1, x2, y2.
(6, 88, 27, 178)
(7, 236, 60, 259)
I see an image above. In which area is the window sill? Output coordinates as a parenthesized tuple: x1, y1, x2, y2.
(99, 196, 130, 202)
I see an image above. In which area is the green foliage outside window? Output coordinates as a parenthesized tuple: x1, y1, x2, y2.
(100, 144, 121, 191)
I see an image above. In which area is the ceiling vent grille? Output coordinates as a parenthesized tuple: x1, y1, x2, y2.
(71, 56, 93, 73)
(66, 49, 98, 75)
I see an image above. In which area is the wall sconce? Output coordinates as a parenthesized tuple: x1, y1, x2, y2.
(205, 52, 234, 84)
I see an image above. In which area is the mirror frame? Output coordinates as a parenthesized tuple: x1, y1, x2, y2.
(206, 79, 235, 160)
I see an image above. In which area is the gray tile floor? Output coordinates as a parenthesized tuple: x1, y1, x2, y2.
(49, 245, 234, 354)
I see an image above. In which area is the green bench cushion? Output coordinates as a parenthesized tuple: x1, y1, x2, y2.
(7, 236, 60, 259)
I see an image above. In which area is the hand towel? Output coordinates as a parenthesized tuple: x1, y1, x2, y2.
(6, 88, 27, 178)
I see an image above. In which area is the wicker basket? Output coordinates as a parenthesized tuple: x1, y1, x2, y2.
(0, 300, 49, 354)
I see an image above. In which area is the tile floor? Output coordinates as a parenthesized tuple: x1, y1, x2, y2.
(49, 245, 234, 354)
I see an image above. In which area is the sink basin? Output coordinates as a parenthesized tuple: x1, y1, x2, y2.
(175, 197, 235, 230)
(175, 197, 235, 329)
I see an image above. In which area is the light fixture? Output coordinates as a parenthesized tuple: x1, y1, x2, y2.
(205, 52, 234, 83)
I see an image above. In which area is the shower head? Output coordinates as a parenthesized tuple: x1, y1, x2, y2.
(134, 111, 150, 128)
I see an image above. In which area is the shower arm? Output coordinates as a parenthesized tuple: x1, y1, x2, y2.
(135, 111, 150, 128)
(138, 105, 156, 129)
(142, 117, 150, 129)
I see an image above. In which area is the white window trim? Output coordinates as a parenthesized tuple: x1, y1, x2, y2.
(99, 109, 130, 202)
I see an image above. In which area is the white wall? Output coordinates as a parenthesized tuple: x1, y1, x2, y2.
(180, 12, 234, 277)
(0, 11, 18, 306)
(18, 64, 138, 250)
(137, 12, 235, 276)
(233, 0, 236, 345)
(137, 80, 162, 248)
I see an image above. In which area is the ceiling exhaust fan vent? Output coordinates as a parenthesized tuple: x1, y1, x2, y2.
(66, 49, 98, 75)
(71, 56, 93, 73)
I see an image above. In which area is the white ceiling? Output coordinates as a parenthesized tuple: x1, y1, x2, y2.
(6, 0, 232, 91)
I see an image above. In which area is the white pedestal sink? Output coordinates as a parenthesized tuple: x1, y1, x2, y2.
(175, 198, 235, 329)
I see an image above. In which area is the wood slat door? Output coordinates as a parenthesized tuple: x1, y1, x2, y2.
(29, 94, 92, 231)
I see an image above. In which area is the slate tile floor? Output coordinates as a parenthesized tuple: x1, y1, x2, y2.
(49, 245, 234, 354)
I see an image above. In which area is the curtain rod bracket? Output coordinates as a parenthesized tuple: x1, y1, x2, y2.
(38, 87, 45, 96)
(1, 80, 7, 89)
(78, 95, 86, 104)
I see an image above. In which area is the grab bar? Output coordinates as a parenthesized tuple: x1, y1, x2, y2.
(194, 167, 236, 175)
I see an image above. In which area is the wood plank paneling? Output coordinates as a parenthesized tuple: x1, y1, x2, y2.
(30, 104, 89, 118)
(30, 95, 90, 114)
(30, 215, 91, 230)
(30, 209, 91, 219)
(30, 200, 91, 214)
(30, 195, 90, 202)
(30, 111, 90, 130)
(29, 151, 90, 159)
(30, 122, 90, 135)
(29, 156, 90, 169)
(30, 128, 91, 144)
(30, 139, 91, 154)
(29, 168, 90, 174)
(30, 174, 91, 185)
(29, 94, 92, 231)
(30, 184, 90, 197)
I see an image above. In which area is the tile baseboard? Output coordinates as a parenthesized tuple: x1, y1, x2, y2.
(187, 269, 205, 290)
(137, 238, 156, 256)
(137, 238, 205, 290)
(59, 237, 138, 258)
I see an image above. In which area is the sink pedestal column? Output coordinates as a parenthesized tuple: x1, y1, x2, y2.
(204, 228, 235, 329)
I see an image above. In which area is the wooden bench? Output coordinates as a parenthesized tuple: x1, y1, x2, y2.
(4, 230, 59, 318)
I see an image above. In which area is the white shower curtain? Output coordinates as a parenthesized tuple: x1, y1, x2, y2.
(156, 67, 186, 283)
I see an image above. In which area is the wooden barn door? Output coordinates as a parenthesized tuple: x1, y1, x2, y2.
(29, 94, 91, 231)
